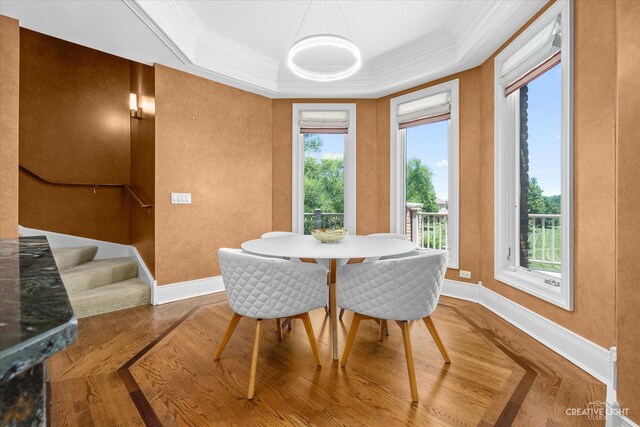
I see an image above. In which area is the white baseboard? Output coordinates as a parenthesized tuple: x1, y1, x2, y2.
(128, 246, 155, 288)
(614, 413, 639, 427)
(442, 279, 610, 384)
(479, 285, 610, 384)
(442, 278, 480, 302)
(153, 276, 225, 305)
(19, 225, 155, 287)
(19, 225, 130, 260)
(16, 229, 631, 422)
(442, 279, 628, 425)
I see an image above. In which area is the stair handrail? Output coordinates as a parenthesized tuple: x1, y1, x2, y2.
(19, 164, 153, 210)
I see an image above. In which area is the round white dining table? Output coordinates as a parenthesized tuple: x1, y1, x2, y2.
(241, 234, 417, 361)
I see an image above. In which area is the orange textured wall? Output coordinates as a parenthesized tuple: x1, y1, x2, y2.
(0, 15, 19, 238)
(18, 29, 131, 243)
(477, 0, 617, 348)
(129, 62, 155, 274)
(376, 70, 482, 284)
(615, 0, 640, 420)
(271, 99, 379, 235)
(272, 77, 481, 284)
(154, 65, 272, 285)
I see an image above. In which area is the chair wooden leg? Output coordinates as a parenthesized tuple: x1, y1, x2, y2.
(299, 313, 322, 366)
(276, 318, 283, 341)
(247, 320, 262, 400)
(341, 313, 363, 367)
(282, 317, 292, 330)
(397, 320, 419, 402)
(338, 308, 345, 320)
(378, 319, 388, 341)
(423, 316, 451, 363)
(214, 313, 242, 360)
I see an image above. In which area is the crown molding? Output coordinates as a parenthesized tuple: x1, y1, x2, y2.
(125, 0, 281, 96)
(122, 0, 203, 64)
(196, 31, 280, 92)
(125, 0, 546, 98)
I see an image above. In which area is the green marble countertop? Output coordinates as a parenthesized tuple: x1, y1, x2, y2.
(0, 236, 77, 382)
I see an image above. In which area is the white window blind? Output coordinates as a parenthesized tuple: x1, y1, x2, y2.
(396, 91, 450, 129)
(500, 16, 561, 95)
(299, 110, 349, 134)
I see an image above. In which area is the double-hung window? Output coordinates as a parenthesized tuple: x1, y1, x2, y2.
(292, 104, 356, 235)
(390, 80, 459, 268)
(494, 1, 573, 309)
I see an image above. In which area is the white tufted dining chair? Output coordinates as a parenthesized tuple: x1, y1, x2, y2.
(367, 232, 409, 240)
(337, 250, 449, 402)
(337, 232, 414, 321)
(260, 231, 306, 335)
(260, 231, 298, 238)
(215, 248, 328, 399)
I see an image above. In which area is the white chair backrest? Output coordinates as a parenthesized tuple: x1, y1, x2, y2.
(337, 250, 448, 321)
(363, 233, 412, 262)
(367, 233, 409, 240)
(261, 231, 297, 238)
(218, 248, 327, 319)
(259, 231, 301, 261)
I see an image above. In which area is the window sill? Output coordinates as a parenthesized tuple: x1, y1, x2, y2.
(495, 269, 572, 311)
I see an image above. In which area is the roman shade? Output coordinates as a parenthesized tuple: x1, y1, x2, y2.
(299, 110, 349, 134)
(396, 91, 451, 129)
(500, 15, 561, 96)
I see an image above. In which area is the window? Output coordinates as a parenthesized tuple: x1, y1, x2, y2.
(390, 80, 459, 268)
(292, 104, 356, 234)
(494, 1, 573, 309)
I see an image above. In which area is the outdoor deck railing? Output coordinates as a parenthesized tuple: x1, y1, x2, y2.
(416, 212, 448, 250)
(301, 209, 561, 269)
(303, 210, 344, 234)
(527, 214, 561, 267)
(413, 212, 561, 270)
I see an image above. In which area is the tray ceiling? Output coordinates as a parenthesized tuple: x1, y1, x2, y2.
(0, 0, 546, 98)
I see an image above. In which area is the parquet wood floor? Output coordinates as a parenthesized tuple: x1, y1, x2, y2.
(47, 293, 605, 426)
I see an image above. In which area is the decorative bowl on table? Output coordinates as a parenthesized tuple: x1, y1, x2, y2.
(311, 228, 348, 243)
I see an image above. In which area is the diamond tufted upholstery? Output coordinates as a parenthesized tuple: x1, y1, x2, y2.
(218, 248, 328, 319)
(367, 232, 409, 240)
(337, 250, 448, 321)
(260, 231, 302, 262)
(260, 231, 298, 238)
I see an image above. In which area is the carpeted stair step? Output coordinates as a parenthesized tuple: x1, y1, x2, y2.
(52, 246, 98, 270)
(69, 278, 151, 318)
(60, 257, 138, 294)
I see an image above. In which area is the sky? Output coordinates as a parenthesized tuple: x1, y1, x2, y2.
(305, 63, 562, 204)
(525, 63, 561, 196)
(406, 121, 449, 201)
(304, 134, 345, 160)
(407, 63, 562, 199)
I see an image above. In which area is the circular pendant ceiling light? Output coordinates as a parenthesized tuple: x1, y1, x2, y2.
(288, 1, 360, 82)
(288, 34, 361, 82)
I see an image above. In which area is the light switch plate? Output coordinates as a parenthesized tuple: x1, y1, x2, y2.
(171, 192, 191, 204)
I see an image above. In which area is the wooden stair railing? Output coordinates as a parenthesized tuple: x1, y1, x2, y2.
(19, 164, 153, 211)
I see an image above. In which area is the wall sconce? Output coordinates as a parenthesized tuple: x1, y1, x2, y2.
(130, 93, 142, 119)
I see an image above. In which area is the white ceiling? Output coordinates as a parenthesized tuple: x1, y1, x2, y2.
(0, 0, 546, 98)
(188, 1, 464, 62)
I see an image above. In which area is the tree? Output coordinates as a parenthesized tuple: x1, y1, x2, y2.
(304, 157, 344, 213)
(544, 194, 561, 215)
(527, 177, 561, 215)
(405, 157, 438, 212)
(519, 86, 530, 267)
(304, 134, 322, 153)
(303, 134, 344, 214)
(527, 177, 547, 214)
